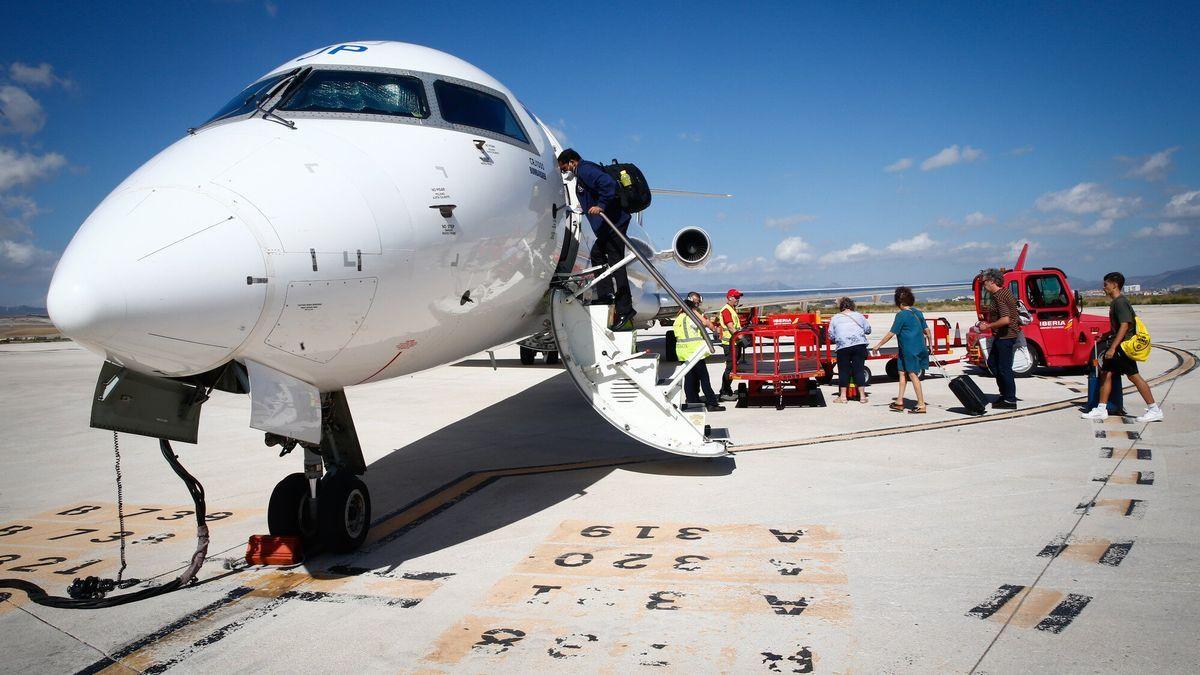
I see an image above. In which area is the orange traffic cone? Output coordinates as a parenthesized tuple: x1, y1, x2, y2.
(847, 376, 859, 401)
(953, 322, 963, 348)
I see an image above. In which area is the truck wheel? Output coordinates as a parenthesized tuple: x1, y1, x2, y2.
(519, 345, 536, 365)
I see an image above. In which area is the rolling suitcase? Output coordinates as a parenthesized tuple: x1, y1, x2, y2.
(949, 374, 988, 415)
(1086, 368, 1125, 414)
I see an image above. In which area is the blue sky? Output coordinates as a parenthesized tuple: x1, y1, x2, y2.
(2, 1, 1198, 304)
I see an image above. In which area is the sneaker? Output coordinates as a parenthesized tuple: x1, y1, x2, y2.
(1136, 407, 1164, 423)
(719, 392, 738, 402)
(1080, 407, 1109, 420)
(706, 404, 727, 412)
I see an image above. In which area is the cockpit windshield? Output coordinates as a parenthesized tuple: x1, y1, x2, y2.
(203, 71, 292, 125)
(278, 71, 429, 118)
(434, 80, 529, 143)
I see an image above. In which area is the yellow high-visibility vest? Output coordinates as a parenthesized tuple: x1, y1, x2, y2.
(718, 303, 742, 342)
(672, 313, 705, 360)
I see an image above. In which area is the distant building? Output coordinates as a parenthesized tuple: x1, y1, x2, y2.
(1126, 284, 1142, 293)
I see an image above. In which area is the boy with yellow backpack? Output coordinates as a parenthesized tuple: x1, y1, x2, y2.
(1082, 272, 1162, 422)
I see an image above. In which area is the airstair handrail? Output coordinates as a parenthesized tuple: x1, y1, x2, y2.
(594, 212, 716, 354)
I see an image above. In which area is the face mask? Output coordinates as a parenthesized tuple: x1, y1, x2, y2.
(561, 169, 575, 181)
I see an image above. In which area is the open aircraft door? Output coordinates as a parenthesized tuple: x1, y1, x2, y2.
(549, 212, 729, 458)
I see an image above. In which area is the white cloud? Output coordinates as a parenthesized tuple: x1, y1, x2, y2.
(884, 157, 913, 173)
(1006, 239, 1037, 260)
(774, 236, 814, 264)
(0, 85, 46, 135)
(963, 211, 995, 228)
(1125, 146, 1179, 181)
(1029, 219, 1112, 237)
(678, 132, 702, 143)
(0, 237, 57, 280)
(0, 148, 68, 192)
(939, 211, 996, 229)
(1164, 190, 1200, 218)
(818, 243, 874, 265)
(1008, 145, 1034, 156)
(692, 254, 775, 276)
(8, 62, 73, 89)
(764, 213, 817, 231)
(1135, 222, 1190, 238)
(1034, 182, 1139, 219)
(885, 232, 936, 253)
(0, 195, 41, 238)
(921, 144, 984, 171)
(546, 118, 569, 147)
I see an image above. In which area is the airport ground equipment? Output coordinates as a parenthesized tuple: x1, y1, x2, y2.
(733, 311, 961, 385)
(731, 318, 826, 410)
(967, 243, 1109, 375)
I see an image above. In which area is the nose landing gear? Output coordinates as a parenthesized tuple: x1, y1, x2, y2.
(265, 389, 372, 554)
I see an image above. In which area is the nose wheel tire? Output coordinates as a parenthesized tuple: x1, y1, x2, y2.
(267, 473, 317, 539)
(520, 345, 537, 365)
(317, 473, 371, 553)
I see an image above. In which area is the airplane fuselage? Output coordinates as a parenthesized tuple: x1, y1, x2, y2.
(49, 42, 565, 390)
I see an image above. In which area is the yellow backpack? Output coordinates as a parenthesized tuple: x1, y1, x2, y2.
(1120, 315, 1151, 362)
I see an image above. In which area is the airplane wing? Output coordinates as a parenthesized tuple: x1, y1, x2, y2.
(656, 281, 972, 316)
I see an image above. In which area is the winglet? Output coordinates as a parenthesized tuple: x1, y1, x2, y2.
(1014, 243, 1029, 271)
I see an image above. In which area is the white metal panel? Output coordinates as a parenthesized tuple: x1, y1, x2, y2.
(246, 359, 322, 444)
(266, 278, 378, 363)
(216, 139, 382, 254)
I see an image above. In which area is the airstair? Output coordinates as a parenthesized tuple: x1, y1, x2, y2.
(550, 213, 730, 458)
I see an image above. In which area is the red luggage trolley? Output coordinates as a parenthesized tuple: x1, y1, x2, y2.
(731, 315, 827, 410)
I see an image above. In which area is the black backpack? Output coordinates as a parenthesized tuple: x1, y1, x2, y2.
(602, 160, 652, 213)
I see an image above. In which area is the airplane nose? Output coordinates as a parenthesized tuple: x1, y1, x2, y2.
(48, 188, 268, 376)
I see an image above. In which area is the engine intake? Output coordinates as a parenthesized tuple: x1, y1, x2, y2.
(672, 227, 712, 269)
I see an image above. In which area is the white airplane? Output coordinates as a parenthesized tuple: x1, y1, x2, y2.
(47, 41, 965, 553)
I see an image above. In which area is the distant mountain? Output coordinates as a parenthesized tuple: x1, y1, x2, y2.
(1128, 264, 1200, 289)
(1065, 265, 1200, 292)
(0, 305, 47, 317)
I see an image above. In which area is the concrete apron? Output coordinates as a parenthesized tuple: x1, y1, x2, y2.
(0, 305, 1197, 672)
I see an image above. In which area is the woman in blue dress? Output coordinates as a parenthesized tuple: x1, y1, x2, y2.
(871, 286, 931, 413)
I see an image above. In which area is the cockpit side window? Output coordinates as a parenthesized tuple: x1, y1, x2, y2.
(203, 72, 292, 125)
(433, 80, 529, 143)
(279, 71, 430, 118)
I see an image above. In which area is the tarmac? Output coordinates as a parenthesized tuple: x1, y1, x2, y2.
(0, 306, 1197, 673)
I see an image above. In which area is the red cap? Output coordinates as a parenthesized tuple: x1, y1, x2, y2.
(727, 288, 743, 298)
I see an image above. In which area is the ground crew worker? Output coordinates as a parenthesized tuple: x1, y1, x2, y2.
(717, 288, 744, 401)
(557, 148, 635, 331)
(673, 292, 725, 411)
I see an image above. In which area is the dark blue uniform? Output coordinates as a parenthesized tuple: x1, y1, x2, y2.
(574, 160, 633, 317)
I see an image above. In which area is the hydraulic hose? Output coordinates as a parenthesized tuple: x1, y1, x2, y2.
(0, 439, 210, 609)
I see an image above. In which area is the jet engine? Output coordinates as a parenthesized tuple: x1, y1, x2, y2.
(671, 227, 712, 269)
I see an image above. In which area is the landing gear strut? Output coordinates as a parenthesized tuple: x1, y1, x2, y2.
(265, 390, 371, 553)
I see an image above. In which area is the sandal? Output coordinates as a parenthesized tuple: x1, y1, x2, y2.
(908, 405, 927, 414)
(888, 401, 905, 412)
